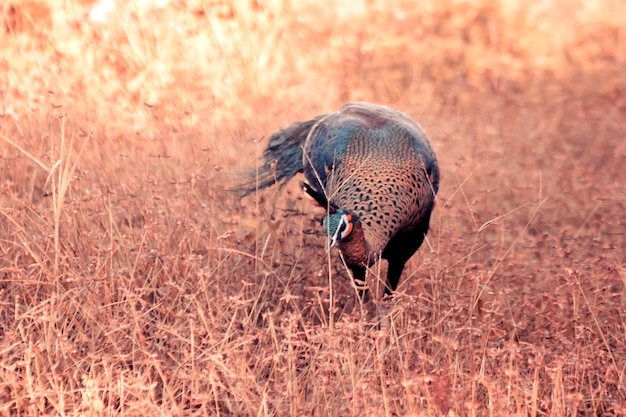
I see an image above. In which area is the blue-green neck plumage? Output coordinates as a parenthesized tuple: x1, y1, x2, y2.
(323, 210, 351, 251)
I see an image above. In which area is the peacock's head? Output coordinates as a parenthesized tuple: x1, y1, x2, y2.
(302, 182, 358, 251)
(323, 208, 355, 251)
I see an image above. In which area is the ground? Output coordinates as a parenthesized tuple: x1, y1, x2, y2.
(0, 0, 625, 415)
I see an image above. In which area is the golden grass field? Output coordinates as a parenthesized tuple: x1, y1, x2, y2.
(1, 0, 625, 415)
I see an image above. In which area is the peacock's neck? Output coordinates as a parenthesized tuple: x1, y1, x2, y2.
(337, 221, 384, 267)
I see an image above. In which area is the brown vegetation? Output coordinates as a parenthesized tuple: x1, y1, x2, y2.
(1, 0, 625, 415)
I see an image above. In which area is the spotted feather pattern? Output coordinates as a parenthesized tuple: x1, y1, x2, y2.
(303, 103, 439, 263)
(238, 102, 439, 298)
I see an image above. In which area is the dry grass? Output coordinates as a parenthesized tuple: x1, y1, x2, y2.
(1, 0, 625, 415)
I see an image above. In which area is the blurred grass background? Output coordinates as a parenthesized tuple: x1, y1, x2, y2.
(1, 0, 625, 415)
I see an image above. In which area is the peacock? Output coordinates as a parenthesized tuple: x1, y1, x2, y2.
(238, 102, 439, 300)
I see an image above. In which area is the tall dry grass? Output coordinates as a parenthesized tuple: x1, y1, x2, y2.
(1, 0, 625, 415)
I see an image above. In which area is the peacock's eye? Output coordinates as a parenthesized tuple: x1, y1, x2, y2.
(338, 213, 353, 239)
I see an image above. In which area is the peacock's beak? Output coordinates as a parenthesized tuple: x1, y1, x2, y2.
(325, 234, 339, 253)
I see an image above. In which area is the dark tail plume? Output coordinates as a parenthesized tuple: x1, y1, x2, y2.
(235, 115, 326, 197)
